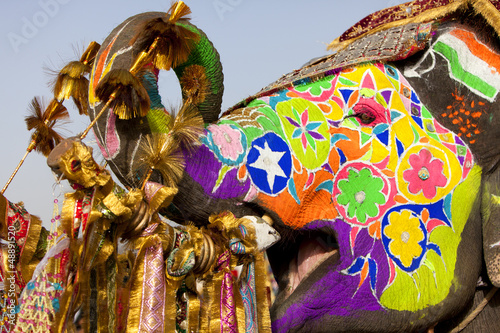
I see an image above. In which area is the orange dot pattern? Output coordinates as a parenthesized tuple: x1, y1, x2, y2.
(442, 90, 486, 144)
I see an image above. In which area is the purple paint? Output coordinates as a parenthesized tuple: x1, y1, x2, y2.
(184, 144, 250, 200)
(381, 90, 392, 105)
(272, 219, 386, 332)
(322, 163, 334, 174)
(455, 135, 465, 146)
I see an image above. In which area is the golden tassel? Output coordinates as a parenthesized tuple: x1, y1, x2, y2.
(470, 0, 500, 37)
(53, 41, 100, 115)
(255, 252, 272, 332)
(125, 236, 152, 332)
(129, 1, 200, 71)
(187, 286, 201, 332)
(136, 133, 185, 188)
(1, 98, 69, 194)
(94, 69, 150, 120)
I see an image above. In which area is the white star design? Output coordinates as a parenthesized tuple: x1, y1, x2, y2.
(249, 141, 286, 192)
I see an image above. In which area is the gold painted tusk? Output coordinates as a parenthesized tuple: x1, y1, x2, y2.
(262, 214, 273, 225)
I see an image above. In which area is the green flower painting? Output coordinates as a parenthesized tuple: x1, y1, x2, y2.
(337, 168, 386, 224)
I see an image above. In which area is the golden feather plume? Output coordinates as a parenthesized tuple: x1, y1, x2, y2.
(95, 69, 150, 120)
(130, 1, 200, 71)
(136, 133, 185, 187)
(168, 103, 204, 152)
(25, 97, 69, 157)
(79, 41, 100, 65)
(179, 64, 209, 106)
(1, 97, 69, 194)
(53, 41, 100, 115)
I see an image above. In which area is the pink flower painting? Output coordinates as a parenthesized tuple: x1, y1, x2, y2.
(204, 124, 247, 165)
(403, 149, 447, 199)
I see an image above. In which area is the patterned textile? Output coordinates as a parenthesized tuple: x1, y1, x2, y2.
(336, 0, 500, 45)
(138, 243, 166, 332)
(0, 199, 43, 294)
(226, 22, 434, 114)
(218, 251, 237, 333)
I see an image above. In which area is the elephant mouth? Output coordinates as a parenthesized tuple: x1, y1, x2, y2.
(268, 226, 339, 301)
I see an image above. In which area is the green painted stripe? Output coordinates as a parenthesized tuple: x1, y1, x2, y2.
(433, 41, 497, 99)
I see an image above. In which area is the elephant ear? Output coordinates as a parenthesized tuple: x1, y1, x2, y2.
(481, 172, 500, 287)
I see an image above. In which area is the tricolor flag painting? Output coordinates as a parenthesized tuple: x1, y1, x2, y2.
(433, 28, 500, 102)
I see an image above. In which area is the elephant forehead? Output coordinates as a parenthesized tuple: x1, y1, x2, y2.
(200, 63, 475, 233)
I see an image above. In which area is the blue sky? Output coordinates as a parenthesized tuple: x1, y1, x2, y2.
(0, 0, 405, 225)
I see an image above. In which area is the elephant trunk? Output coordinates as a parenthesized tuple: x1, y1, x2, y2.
(87, 11, 224, 188)
(173, 22, 224, 124)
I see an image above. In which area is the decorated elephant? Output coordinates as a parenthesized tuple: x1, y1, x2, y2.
(49, 0, 500, 332)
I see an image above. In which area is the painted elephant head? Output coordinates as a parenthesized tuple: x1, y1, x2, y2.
(85, 1, 500, 332)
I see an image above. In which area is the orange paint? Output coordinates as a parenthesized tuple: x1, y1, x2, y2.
(444, 90, 485, 144)
(348, 90, 360, 109)
(421, 208, 429, 223)
(330, 128, 370, 162)
(394, 195, 408, 204)
(368, 220, 381, 239)
(451, 29, 500, 74)
(358, 261, 369, 288)
(318, 103, 331, 113)
(381, 169, 395, 178)
(93, 36, 118, 90)
(259, 169, 337, 229)
(292, 156, 302, 174)
(238, 165, 247, 180)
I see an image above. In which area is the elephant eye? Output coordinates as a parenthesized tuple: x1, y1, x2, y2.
(356, 112, 376, 124)
(347, 110, 377, 125)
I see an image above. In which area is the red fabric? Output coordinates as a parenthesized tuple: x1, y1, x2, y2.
(339, 0, 500, 43)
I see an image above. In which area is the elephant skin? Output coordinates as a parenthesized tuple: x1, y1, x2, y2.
(88, 5, 500, 333)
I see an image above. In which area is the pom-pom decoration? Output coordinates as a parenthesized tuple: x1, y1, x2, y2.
(129, 1, 200, 73)
(168, 103, 204, 152)
(94, 69, 151, 120)
(53, 41, 100, 115)
(136, 132, 185, 189)
(135, 100, 204, 190)
(25, 98, 69, 156)
(1, 97, 69, 194)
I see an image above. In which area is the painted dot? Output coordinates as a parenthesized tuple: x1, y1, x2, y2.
(401, 231, 410, 243)
(403, 87, 411, 98)
(418, 167, 430, 180)
(355, 191, 366, 204)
